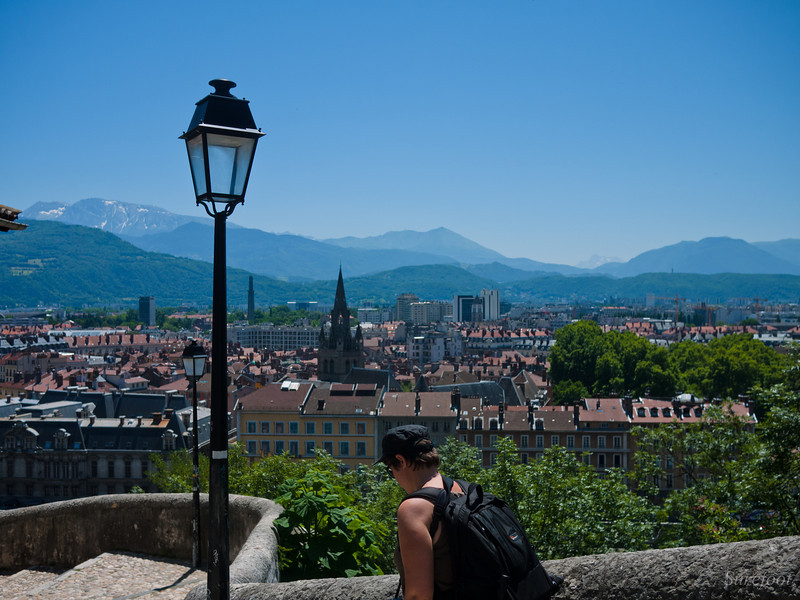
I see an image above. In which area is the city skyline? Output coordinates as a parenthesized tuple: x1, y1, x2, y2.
(2, 1, 798, 266)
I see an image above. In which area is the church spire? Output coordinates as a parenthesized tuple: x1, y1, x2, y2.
(333, 266, 347, 318)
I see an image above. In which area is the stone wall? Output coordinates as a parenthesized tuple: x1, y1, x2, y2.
(221, 535, 800, 600)
(0, 493, 281, 589)
(1, 494, 797, 600)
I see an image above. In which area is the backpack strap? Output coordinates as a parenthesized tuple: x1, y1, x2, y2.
(402, 476, 469, 537)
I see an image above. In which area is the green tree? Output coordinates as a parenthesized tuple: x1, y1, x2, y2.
(438, 437, 484, 483)
(632, 402, 766, 546)
(548, 320, 605, 391)
(516, 447, 655, 559)
(273, 470, 389, 580)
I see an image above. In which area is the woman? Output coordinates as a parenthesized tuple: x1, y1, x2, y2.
(376, 425, 464, 600)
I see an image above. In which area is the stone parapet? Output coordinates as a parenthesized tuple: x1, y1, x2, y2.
(222, 535, 800, 600)
(0, 492, 281, 590)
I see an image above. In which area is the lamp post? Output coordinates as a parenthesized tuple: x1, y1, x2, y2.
(182, 339, 207, 569)
(181, 79, 264, 600)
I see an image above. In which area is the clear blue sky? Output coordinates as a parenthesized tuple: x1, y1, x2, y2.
(2, 1, 798, 266)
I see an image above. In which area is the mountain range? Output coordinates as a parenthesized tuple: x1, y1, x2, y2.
(23, 198, 800, 280)
(3, 219, 800, 308)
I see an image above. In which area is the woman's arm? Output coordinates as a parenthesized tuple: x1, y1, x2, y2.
(397, 497, 435, 600)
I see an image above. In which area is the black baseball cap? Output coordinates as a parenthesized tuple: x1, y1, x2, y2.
(375, 424, 432, 465)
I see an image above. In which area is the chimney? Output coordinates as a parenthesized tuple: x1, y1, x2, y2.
(89, 415, 96, 425)
(119, 415, 126, 426)
(414, 392, 421, 416)
(164, 408, 174, 421)
(573, 401, 581, 427)
(527, 402, 534, 430)
(498, 402, 505, 429)
(450, 388, 461, 413)
(137, 416, 143, 426)
(152, 412, 162, 425)
(622, 396, 633, 417)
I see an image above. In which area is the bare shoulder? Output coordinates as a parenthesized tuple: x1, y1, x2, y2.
(398, 496, 435, 522)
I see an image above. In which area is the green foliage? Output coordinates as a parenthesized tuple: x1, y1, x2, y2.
(669, 334, 788, 400)
(438, 437, 484, 483)
(273, 470, 389, 580)
(550, 322, 785, 402)
(510, 446, 656, 559)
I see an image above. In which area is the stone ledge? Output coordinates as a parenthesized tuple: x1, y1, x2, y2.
(221, 535, 800, 600)
(0, 492, 281, 584)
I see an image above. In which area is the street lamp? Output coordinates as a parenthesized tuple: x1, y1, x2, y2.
(182, 339, 207, 570)
(181, 79, 264, 600)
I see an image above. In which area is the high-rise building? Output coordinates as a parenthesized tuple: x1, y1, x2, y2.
(138, 297, 156, 327)
(453, 294, 474, 323)
(247, 276, 255, 324)
(396, 293, 420, 323)
(481, 289, 500, 321)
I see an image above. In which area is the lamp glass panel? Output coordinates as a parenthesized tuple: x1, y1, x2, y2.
(185, 135, 207, 197)
(206, 133, 256, 196)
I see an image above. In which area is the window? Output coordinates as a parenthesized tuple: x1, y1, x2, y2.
(663, 408, 671, 418)
(91, 460, 98, 478)
(108, 460, 115, 478)
(356, 442, 367, 457)
(305, 422, 315, 434)
(260, 440, 270, 455)
(489, 419, 499, 431)
(275, 440, 285, 454)
(458, 419, 468, 430)
(432, 422, 439, 432)
(305, 441, 316, 456)
(567, 435, 575, 449)
(246, 421, 256, 434)
(357, 422, 366, 435)
(289, 422, 299, 434)
(261, 421, 270, 434)
(551, 435, 560, 447)
(323, 422, 333, 435)
(535, 420, 544, 431)
(535, 435, 544, 448)
(340, 423, 350, 435)
(520, 435, 529, 448)
(598, 454, 606, 469)
(475, 434, 483, 448)
(637, 408, 646, 418)
(124, 460, 132, 479)
(520, 453, 528, 464)
(613, 454, 622, 468)
(650, 408, 659, 417)
(247, 441, 257, 455)
(613, 436, 621, 449)
(666, 456, 674, 470)
(289, 441, 299, 456)
(323, 441, 333, 454)
(582, 436, 591, 449)
(666, 474, 674, 489)
(489, 434, 497, 447)
(340, 441, 350, 456)
(275, 422, 285, 434)
(473, 418, 483, 430)
(598, 436, 606, 449)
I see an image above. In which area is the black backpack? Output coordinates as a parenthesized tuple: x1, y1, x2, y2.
(402, 476, 562, 600)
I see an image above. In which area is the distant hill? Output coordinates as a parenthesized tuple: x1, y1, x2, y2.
(596, 237, 800, 277)
(0, 220, 295, 307)
(16, 198, 800, 281)
(752, 239, 800, 269)
(23, 198, 206, 237)
(324, 227, 584, 276)
(3, 221, 800, 308)
(125, 222, 460, 281)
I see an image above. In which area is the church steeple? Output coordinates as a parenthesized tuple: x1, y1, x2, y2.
(332, 266, 348, 324)
(318, 266, 364, 382)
